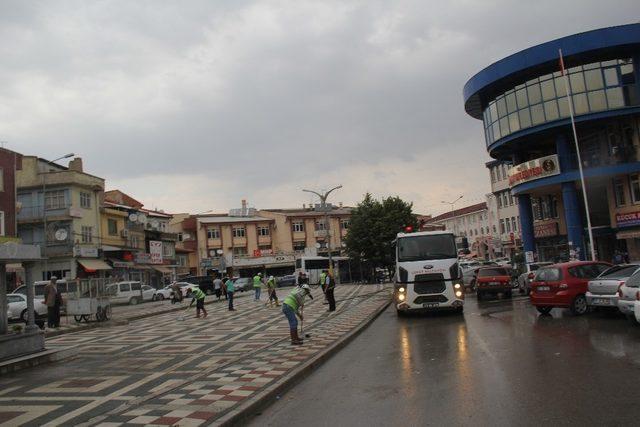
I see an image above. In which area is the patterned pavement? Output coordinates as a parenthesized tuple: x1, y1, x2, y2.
(0, 284, 390, 426)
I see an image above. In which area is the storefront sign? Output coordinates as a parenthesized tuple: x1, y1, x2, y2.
(149, 240, 163, 264)
(112, 261, 133, 268)
(253, 249, 273, 257)
(73, 246, 98, 257)
(508, 155, 560, 187)
(135, 253, 152, 264)
(200, 258, 212, 267)
(525, 251, 535, 263)
(534, 222, 559, 238)
(616, 211, 640, 228)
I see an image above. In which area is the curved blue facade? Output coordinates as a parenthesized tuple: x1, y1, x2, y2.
(465, 24, 640, 263)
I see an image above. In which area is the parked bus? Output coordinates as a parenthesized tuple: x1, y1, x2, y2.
(294, 256, 330, 285)
(395, 230, 464, 315)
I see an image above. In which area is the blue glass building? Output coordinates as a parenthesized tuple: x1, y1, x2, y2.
(464, 23, 640, 262)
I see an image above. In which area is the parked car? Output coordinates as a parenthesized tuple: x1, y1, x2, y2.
(586, 264, 640, 310)
(463, 267, 480, 291)
(153, 285, 175, 301)
(517, 262, 554, 295)
(169, 282, 198, 297)
(530, 261, 612, 315)
(13, 280, 77, 313)
(233, 277, 252, 292)
(6, 293, 48, 322)
(105, 281, 154, 305)
(475, 267, 513, 300)
(492, 257, 512, 267)
(276, 275, 296, 288)
(617, 268, 640, 323)
(182, 276, 215, 295)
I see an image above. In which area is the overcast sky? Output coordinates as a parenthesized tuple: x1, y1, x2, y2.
(1, 1, 637, 215)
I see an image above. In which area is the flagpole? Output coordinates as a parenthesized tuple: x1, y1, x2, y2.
(559, 48, 596, 261)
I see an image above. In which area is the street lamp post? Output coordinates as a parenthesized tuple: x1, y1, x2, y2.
(42, 153, 75, 280)
(441, 195, 463, 236)
(302, 185, 342, 278)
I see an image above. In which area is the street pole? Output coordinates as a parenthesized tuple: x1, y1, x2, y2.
(42, 153, 74, 280)
(302, 186, 342, 278)
(441, 195, 463, 237)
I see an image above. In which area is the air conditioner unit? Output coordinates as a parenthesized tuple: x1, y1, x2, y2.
(121, 229, 129, 238)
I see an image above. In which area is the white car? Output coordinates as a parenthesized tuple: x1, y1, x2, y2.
(6, 293, 48, 322)
(105, 281, 155, 305)
(169, 282, 198, 297)
(618, 269, 640, 323)
(153, 285, 175, 301)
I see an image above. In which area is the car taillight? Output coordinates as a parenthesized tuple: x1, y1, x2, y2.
(618, 282, 625, 298)
(636, 290, 640, 302)
(527, 273, 534, 282)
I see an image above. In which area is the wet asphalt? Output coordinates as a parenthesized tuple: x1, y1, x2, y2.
(247, 293, 640, 427)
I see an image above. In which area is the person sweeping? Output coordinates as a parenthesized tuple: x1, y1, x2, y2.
(189, 286, 208, 318)
(282, 284, 313, 345)
(265, 275, 280, 307)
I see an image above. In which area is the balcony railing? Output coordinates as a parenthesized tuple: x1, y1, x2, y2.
(17, 204, 73, 222)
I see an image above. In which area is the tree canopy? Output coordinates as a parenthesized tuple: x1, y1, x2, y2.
(344, 193, 418, 271)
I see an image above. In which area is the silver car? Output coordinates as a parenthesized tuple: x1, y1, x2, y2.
(517, 262, 553, 295)
(586, 264, 640, 309)
(617, 267, 640, 321)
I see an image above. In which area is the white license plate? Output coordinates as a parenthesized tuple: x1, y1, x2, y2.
(490, 282, 501, 286)
(423, 303, 439, 308)
(592, 298, 610, 305)
(537, 286, 550, 292)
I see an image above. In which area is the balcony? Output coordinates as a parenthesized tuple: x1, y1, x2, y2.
(17, 204, 73, 224)
(314, 230, 328, 238)
(258, 235, 271, 245)
(182, 217, 197, 232)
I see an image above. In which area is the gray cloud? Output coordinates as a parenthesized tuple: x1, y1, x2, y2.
(1, 0, 637, 215)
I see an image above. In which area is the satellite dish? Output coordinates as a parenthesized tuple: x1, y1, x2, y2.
(55, 228, 68, 241)
(138, 214, 147, 224)
(216, 249, 223, 255)
(151, 220, 159, 229)
(209, 250, 217, 257)
(128, 213, 138, 222)
(315, 242, 321, 248)
(183, 233, 191, 240)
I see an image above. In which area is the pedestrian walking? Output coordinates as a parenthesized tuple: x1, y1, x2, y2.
(213, 276, 223, 300)
(189, 286, 208, 318)
(282, 284, 313, 345)
(225, 277, 236, 311)
(171, 281, 183, 304)
(253, 272, 263, 301)
(265, 276, 280, 307)
(44, 277, 60, 328)
(222, 276, 228, 300)
(325, 271, 336, 312)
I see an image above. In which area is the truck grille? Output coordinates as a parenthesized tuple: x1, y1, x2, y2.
(414, 295, 448, 304)
(414, 273, 446, 294)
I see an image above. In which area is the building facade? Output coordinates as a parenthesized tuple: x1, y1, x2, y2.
(464, 23, 640, 262)
(16, 157, 108, 280)
(487, 160, 523, 258)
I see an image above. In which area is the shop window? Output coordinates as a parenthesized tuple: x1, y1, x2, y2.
(613, 178, 626, 206)
(630, 174, 640, 204)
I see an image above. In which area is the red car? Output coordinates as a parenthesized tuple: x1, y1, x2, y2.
(529, 261, 612, 315)
(475, 266, 513, 300)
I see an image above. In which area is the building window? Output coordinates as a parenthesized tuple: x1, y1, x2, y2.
(80, 192, 91, 209)
(292, 221, 304, 232)
(177, 232, 183, 242)
(497, 194, 503, 208)
(293, 241, 306, 252)
(130, 235, 139, 248)
(493, 225, 497, 233)
(207, 228, 220, 239)
(258, 226, 270, 236)
(490, 168, 496, 183)
(315, 220, 326, 231)
(45, 190, 66, 210)
(0, 211, 4, 236)
(162, 242, 174, 257)
(630, 174, 640, 204)
(258, 245, 272, 253)
(81, 226, 93, 243)
(0, 168, 4, 192)
(613, 177, 626, 206)
(508, 192, 513, 206)
(511, 217, 517, 232)
(500, 219, 505, 234)
(233, 246, 247, 256)
(506, 219, 511, 233)
(340, 219, 350, 230)
(233, 227, 246, 238)
(108, 219, 118, 236)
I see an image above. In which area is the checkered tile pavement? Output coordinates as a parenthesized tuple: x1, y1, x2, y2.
(0, 284, 390, 426)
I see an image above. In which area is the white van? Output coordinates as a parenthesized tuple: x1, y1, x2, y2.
(105, 281, 155, 305)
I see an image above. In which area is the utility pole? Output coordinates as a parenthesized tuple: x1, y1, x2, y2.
(441, 195, 463, 236)
(42, 153, 75, 280)
(302, 185, 342, 278)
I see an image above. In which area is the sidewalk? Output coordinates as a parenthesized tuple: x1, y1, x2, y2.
(0, 284, 391, 426)
(43, 292, 250, 338)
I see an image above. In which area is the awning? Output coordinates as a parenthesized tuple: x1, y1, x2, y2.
(151, 266, 174, 274)
(617, 229, 640, 240)
(78, 259, 113, 273)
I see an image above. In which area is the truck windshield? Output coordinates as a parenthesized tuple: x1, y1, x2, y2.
(397, 234, 456, 262)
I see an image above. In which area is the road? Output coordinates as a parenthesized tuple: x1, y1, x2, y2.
(249, 294, 640, 427)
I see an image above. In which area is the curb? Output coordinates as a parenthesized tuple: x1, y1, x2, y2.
(215, 295, 392, 426)
(0, 345, 78, 376)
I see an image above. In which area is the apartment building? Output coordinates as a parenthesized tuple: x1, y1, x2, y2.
(16, 157, 108, 280)
(487, 160, 523, 258)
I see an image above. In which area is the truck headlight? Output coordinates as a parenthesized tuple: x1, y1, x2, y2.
(455, 290, 463, 298)
(398, 293, 405, 302)
(454, 283, 461, 289)
(399, 287, 405, 293)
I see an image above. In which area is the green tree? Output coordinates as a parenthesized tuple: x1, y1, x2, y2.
(345, 193, 418, 276)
